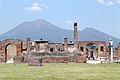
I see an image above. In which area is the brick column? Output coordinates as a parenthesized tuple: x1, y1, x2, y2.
(64, 38, 68, 51)
(16, 39, 22, 57)
(74, 22, 78, 50)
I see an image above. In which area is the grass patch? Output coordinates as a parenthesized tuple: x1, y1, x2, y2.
(0, 63, 120, 80)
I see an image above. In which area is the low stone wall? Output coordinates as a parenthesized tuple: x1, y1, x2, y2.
(76, 56, 86, 63)
(14, 57, 23, 63)
(42, 56, 70, 63)
(14, 56, 86, 64)
(28, 58, 43, 66)
(25, 56, 70, 66)
(13, 52, 86, 65)
(27, 56, 86, 66)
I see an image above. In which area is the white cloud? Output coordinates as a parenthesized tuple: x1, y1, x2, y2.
(97, 0, 120, 6)
(24, 3, 48, 11)
(97, 0, 113, 6)
(107, 1, 113, 6)
(116, 0, 120, 4)
(97, 0, 105, 4)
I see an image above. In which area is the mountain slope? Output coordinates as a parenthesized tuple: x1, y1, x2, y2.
(0, 19, 73, 42)
(0, 19, 120, 47)
(79, 28, 120, 47)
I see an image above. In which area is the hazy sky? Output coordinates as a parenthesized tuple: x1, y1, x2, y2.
(0, 0, 120, 38)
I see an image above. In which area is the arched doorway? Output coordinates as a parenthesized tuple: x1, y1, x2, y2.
(100, 46, 104, 52)
(80, 47, 84, 52)
(86, 43, 98, 60)
(50, 48, 53, 52)
(5, 44, 17, 62)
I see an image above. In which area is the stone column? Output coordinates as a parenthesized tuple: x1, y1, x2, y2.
(64, 38, 68, 51)
(74, 22, 78, 50)
(109, 38, 113, 62)
(26, 38, 31, 52)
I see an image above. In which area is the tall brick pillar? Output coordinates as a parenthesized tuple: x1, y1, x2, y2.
(26, 38, 31, 52)
(17, 39, 22, 57)
(64, 38, 68, 51)
(74, 22, 78, 50)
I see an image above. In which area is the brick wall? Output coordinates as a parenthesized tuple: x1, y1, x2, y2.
(16, 56, 86, 66)
(42, 56, 70, 63)
(76, 56, 86, 63)
(0, 58, 4, 63)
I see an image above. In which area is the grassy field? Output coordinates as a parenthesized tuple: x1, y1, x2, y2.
(0, 63, 120, 80)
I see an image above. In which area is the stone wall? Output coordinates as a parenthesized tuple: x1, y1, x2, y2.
(14, 57, 23, 63)
(117, 44, 120, 59)
(27, 56, 86, 66)
(21, 56, 70, 66)
(0, 58, 4, 63)
(76, 56, 86, 63)
(42, 56, 70, 63)
(23, 55, 86, 66)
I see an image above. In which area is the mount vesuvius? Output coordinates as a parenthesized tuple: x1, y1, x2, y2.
(0, 19, 120, 47)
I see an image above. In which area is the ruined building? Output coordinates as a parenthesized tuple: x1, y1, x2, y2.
(0, 22, 120, 63)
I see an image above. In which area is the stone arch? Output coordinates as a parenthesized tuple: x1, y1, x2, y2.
(50, 48, 54, 52)
(5, 43, 17, 62)
(80, 46, 84, 51)
(79, 45, 87, 55)
(78, 41, 106, 59)
(86, 43, 98, 59)
(86, 43, 98, 49)
(100, 46, 104, 51)
(98, 44, 106, 57)
(0, 39, 22, 63)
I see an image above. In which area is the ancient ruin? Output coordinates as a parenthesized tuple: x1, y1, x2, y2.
(0, 22, 120, 64)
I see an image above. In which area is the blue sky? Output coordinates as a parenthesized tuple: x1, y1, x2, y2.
(0, 0, 120, 38)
